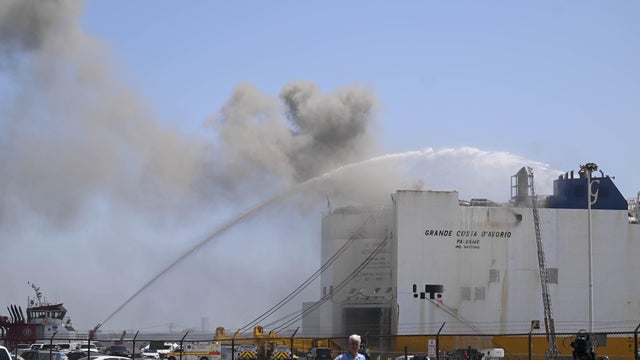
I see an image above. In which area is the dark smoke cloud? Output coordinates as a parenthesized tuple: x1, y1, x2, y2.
(215, 81, 381, 180)
(0, 0, 72, 59)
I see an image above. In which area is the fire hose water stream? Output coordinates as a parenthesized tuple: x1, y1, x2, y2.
(96, 148, 498, 330)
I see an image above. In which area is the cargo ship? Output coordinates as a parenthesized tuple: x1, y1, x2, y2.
(314, 162, 639, 356)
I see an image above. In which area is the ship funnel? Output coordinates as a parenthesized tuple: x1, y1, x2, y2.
(511, 167, 532, 205)
(18, 305, 25, 322)
(12, 305, 20, 323)
(11, 305, 18, 322)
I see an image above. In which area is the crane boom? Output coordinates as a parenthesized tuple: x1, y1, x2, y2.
(528, 167, 559, 359)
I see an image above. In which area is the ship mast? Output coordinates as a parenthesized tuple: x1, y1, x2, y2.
(28, 282, 45, 307)
(527, 167, 559, 359)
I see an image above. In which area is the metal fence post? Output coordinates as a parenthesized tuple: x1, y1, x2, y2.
(634, 323, 640, 360)
(290, 327, 299, 360)
(180, 331, 189, 360)
(49, 330, 57, 360)
(436, 322, 445, 360)
(233, 330, 240, 360)
(529, 320, 540, 360)
(133, 330, 139, 359)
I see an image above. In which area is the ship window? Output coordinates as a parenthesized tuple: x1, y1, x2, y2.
(460, 286, 471, 301)
(31, 311, 46, 318)
(546, 268, 558, 284)
(475, 287, 485, 300)
(489, 269, 500, 282)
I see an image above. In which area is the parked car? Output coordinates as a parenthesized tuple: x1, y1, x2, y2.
(1, 346, 12, 360)
(75, 345, 98, 354)
(141, 348, 159, 360)
(305, 348, 331, 360)
(12, 345, 31, 356)
(76, 356, 129, 360)
(20, 350, 67, 360)
(39, 346, 58, 353)
(103, 346, 129, 358)
(395, 355, 414, 360)
(65, 350, 90, 360)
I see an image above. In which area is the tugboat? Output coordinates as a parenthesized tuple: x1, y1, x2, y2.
(0, 282, 77, 347)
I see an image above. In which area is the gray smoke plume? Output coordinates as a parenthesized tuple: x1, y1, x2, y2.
(0, 0, 217, 228)
(0, 0, 387, 331)
(213, 81, 386, 208)
(0, 0, 71, 58)
(0, 0, 386, 230)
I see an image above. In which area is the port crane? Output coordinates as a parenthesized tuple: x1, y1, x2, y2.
(527, 167, 559, 359)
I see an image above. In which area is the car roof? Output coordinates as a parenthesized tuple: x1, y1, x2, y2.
(78, 356, 130, 360)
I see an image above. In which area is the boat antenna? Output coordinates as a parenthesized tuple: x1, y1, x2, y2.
(28, 281, 44, 306)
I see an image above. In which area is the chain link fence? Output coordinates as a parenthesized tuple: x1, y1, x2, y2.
(3, 331, 639, 360)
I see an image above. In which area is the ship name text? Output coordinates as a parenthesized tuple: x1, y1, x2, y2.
(424, 229, 512, 238)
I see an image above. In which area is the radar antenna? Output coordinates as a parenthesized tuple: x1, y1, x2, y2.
(527, 167, 559, 359)
(28, 281, 44, 307)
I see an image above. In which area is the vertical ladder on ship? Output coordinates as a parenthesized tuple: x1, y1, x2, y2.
(528, 167, 559, 359)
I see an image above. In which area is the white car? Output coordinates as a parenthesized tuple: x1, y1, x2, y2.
(141, 348, 160, 359)
(78, 344, 99, 353)
(396, 356, 430, 360)
(77, 356, 130, 360)
(395, 356, 414, 360)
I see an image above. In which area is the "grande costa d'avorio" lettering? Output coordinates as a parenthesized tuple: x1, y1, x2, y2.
(424, 229, 512, 238)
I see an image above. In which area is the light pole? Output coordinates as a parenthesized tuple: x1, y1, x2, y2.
(582, 162, 598, 334)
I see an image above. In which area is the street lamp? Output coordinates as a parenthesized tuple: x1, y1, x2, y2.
(580, 162, 598, 333)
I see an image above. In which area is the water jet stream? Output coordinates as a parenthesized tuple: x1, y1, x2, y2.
(97, 148, 490, 329)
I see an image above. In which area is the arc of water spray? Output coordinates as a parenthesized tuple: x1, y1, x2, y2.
(98, 149, 432, 330)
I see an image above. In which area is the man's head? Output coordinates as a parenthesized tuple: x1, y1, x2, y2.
(348, 334, 361, 355)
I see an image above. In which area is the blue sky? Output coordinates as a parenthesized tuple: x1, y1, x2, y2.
(1, 1, 638, 333)
(81, 1, 638, 196)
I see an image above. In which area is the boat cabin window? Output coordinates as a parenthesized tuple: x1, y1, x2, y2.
(51, 311, 63, 319)
(29, 310, 47, 318)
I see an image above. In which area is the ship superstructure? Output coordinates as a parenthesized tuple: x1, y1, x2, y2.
(317, 164, 640, 341)
(0, 283, 76, 346)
